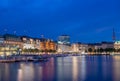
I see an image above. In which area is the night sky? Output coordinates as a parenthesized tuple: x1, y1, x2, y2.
(0, 0, 120, 43)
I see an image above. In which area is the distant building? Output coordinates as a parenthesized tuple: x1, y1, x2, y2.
(71, 42, 88, 54)
(88, 42, 114, 50)
(86, 43, 96, 54)
(21, 36, 36, 49)
(114, 41, 120, 49)
(57, 44, 71, 53)
(34, 38, 41, 50)
(94, 43, 102, 50)
(0, 36, 5, 55)
(4, 34, 23, 48)
(1, 34, 23, 55)
(39, 38, 57, 52)
(58, 35, 70, 45)
(71, 43, 80, 53)
(0, 36, 4, 44)
(101, 42, 114, 49)
(21, 36, 57, 53)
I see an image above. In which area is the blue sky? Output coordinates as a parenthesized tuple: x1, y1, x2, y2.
(0, 0, 120, 43)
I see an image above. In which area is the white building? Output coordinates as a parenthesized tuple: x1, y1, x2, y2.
(101, 42, 114, 49)
(114, 41, 120, 49)
(21, 36, 36, 49)
(71, 43, 88, 54)
(57, 44, 71, 53)
(94, 43, 102, 49)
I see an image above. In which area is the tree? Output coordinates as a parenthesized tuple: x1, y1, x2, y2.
(34, 48, 39, 53)
(116, 48, 120, 53)
(88, 48, 93, 54)
(109, 48, 115, 53)
(99, 48, 104, 53)
(40, 50, 44, 53)
(104, 48, 114, 54)
(94, 49, 97, 54)
(96, 49, 100, 53)
(104, 48, 109, 54)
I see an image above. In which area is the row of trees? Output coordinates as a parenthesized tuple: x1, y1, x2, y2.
(88, 48, 120, 54)
(22, 48, 56, 53)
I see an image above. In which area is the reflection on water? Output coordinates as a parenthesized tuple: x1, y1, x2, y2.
(113, 56, 120, 81)
(80, 56, 86, 81)
(18, 69, 23, 81)
(0, 56, 120, 81)
(72, 57, 78, 81)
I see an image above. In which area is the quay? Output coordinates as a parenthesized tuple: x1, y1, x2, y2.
(0, 53, 82, 63)
(0, 54, 49, 63)
(1, 53, 114, 63)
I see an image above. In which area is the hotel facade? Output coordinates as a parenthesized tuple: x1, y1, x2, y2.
(0, 34, 57, 56)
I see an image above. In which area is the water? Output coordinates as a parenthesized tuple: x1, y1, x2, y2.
(0, 55, 120, 81)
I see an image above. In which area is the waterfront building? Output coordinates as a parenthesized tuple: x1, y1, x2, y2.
(57, 44, 71, 53)
(71, 43, 80, 53)
(21, 36, 36, 49)
(71, 42, 88, 54)
(2, 34, 23, 55)
(34, 38, 41, 50)
(94, 43, 102, 50)
(40, 38, 57, 53)
(58, 35, 70, 45)
(87, 42, 114, 54)
(4, 34, 23, 48)
(57, 35, 71, 53)
(114, 41, 120, 49)
(101, 42, 114, 49)
(39, 38, 47, 51)
(0, 36, 4, 44)
(0, 36, 5, 55)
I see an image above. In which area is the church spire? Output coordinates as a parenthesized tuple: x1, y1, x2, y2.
(112, 28, 116, 42)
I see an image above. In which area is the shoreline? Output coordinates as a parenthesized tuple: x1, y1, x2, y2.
(0, 53, 120, 63)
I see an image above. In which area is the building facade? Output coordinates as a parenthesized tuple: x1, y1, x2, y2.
(40, 39, 56, 53)
(57, 44, 71, 53)
(114, 41, 120, 49)
(71, 43, 88, 54)
(21, 36, 36, 49)
(58, 35, 70, 45)
(101, 42, 114, 49)
(1, 34, 23, 55)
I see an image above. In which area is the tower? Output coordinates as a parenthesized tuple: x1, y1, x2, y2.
(112, 28, 116, 42)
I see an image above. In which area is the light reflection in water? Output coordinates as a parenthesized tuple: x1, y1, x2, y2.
(72, 57, 78, 81)
(38, 66, 43, 80)
(17, 64, 23, 81)
(1, 56, 120, 81)
(113, 56, 120, 81)
(5, 64, 9, 81)
(18, 69, 23, 81)
(80, 56, 86, 81)
(17, 63, 34, 81)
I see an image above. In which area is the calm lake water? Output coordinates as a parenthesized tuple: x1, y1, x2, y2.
(0, 55, 120, 81)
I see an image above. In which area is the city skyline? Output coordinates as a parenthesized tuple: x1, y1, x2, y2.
(0, 33, 116, 44)
(0, 0, 120, 43)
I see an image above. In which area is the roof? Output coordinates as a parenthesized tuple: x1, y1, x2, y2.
(59, 35, 70, 37)
(4, 34, 20, 38)
(101, 41, 114, 44)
